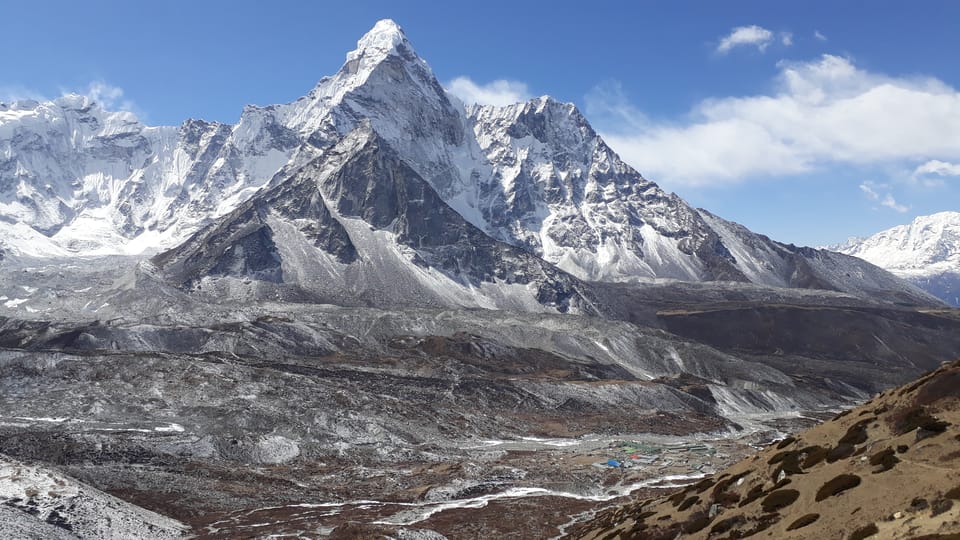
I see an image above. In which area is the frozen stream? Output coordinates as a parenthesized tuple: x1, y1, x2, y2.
(371, 472, 707, 526)
(204, 470, 707, 534)
(0, 416, 185, 433)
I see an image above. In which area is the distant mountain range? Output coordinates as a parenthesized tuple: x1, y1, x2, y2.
(0, 20, 937, 309)
(834, 211, 960, 306)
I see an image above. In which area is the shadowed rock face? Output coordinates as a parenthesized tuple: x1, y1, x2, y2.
(206, 219, 283, 282)
(318, 130, 508, 277)
(152, 125, 587, 313)
(567, 359, 960, 540)
(263, 165, 360, 264)
(153, 202, 285, 286)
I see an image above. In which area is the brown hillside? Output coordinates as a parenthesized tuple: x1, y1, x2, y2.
(567, 359, 960, 540)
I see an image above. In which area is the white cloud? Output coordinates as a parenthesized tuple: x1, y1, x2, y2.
(446, 77, 531, 107)
(1, 81, 141, 117)
(860, 181, 908, 212)
(814, 30, 828, 42)
(910, 159, 960, 187)
(781, 32, 794, 47)
(82, 81, 139, 114)
(859, 181, 881, 200)
(881, 194, 909, 212)
(716, 25, 774, 54)
(87, 81, 122, 107)
(913, 159, 960, 178)
(588, 54, 960, 187)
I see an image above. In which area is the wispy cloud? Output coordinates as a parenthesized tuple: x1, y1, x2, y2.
(1, 81, 142, 118)
(446, 77, 531, 107)
(780, 32, 794, 47)
(66, 81, 144, 120)
(588, 54, 960, 187)
(814, 30, 828, 42)
(860, 181, 909, 213)
(882, 195, 909, 212)
(908, 159, 960, 188)
(716, 25, 774, 54)
(859, 181, 882, 200)
(584, 81, 648, 132)
(85, 81, 133, 111)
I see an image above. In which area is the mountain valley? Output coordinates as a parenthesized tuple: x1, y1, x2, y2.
(1, 19, 958, 539)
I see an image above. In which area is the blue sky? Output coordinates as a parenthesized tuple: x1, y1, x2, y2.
(3, 1, 959, 246)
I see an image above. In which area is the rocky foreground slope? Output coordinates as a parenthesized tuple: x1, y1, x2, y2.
(0, 454, 189, 539)
(567, 359, 960, 539)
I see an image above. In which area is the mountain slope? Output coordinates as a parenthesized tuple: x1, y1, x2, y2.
(152, 123, 587, 312)
(699, 210, 941, 304)
(465, 98, 748, 283)
(567, 359, 960, 539)
(0, 454, 189, 539)
(836, 212, 960, 306)
(0, 96, 299, 256)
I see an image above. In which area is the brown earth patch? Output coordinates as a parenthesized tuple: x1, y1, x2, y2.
(816, 474, 862, 502)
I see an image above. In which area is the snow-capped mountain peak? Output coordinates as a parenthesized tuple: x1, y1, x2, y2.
(0, 20, 938, 307)
(835, 211, 960, 305)
(0, 94, 144, 150)
(288, 17, 437, 127)
(350, 19, 410, 60)
(276, 17, 461, 164)
(837, 211, 960, 273)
